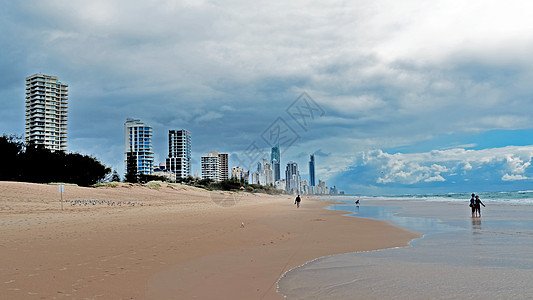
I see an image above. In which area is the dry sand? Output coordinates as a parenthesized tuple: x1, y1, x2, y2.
(0, 181, 419, 299)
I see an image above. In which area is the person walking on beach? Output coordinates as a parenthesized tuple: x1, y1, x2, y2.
(469, 193, 476, 218)
(474, 195, 485, 217)
(295, 194, 301, 208)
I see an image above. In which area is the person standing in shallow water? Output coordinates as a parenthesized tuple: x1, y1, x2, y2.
(475, 195, 486, 217)
(470, 193, 476, 218)
(294, 194, 301, 208)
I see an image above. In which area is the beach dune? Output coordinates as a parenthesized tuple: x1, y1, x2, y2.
(0, 181, 418, 299)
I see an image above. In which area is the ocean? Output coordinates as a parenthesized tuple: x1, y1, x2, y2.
(277, 191, 533, 299)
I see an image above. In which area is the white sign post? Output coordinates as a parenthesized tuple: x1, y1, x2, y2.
(59, 185, 64, 210)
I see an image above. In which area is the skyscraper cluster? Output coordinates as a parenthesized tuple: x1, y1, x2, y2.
(23, 74, 336, 192)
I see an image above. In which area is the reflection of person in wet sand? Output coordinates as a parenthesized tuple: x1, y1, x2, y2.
(474, 195, 485, 218)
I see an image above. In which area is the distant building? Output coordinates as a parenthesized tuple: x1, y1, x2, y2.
(301, 179, 310, 195)
(316, 179, 327, 195)
(285, 161, 301, 194)
(218, 153, 229, 181)
(274, 179, 286, 191)
(329, 185, 338, 195)
(231, 166, 245, 181)
(309, 154, 315, 187)
(271, 145, 281, 182)
(124, 118, 154, 176)
(25, 73, 68, 151)
(154, 163, 176, 181)
(201, 151, 220, 181)
(201, 150, 229, 181)
(259, 159, 274, 186)
(250, 171, 260, 185)
(243, 170, 249, 183)
(166, 129, 191, 179)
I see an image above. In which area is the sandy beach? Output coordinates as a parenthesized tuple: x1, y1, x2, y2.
(0, 181, 418, 299)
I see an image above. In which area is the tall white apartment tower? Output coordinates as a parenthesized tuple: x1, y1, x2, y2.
(25, 74, 68, 151)
(201, 151, 220, 181)
(166, 129, 192, 179)
(124, 118, 154, 176)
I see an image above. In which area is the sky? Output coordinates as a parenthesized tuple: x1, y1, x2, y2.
(2, 0, 533, 195)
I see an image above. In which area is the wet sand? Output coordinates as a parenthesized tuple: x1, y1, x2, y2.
(0, 182, 418, 299)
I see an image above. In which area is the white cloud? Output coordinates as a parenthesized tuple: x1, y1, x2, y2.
(358, 146, 533, 185)
(502, 174, 529, 181)
(425, 175, 445, 182)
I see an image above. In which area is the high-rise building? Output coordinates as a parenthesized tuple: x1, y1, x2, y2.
(285, 161, 301, 193)
(271, 145, 281, 182)
(231, 166, 244, 180)
(309, 154, 315, 186)
(25, 74, 68, 151)
(124, 118, 154, 176)
(201, 150, 228, 181)
(201, 151, 219, 181)
(218, 153, 229, 181)
(166, 129, 191, 179)
(259, 159, 274, 186)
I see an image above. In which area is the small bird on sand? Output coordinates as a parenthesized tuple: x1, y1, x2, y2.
(241, 221, 245, 228)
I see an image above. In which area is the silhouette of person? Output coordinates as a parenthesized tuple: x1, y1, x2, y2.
(294, 194, 301, 208)
(474, 195, 485, 217)
(469, 193, 476, 218)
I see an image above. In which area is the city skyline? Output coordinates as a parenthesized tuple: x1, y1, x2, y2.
(3, 2, 533, 194)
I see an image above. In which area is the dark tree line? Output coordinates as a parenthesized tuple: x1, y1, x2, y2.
(0, 134, 111, 186)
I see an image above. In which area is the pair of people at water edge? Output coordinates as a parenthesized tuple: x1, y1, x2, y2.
(469, 193, 486, 218)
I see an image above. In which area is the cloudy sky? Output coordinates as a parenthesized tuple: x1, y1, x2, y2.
(2, 0, 533, 195)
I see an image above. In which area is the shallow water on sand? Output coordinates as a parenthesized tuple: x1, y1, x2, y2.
(277, 199, 533, 299)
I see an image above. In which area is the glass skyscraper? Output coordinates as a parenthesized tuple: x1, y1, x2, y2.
(285, 161, 300, 193)
(309, 154, 315, 186)
(271, 144, 281, 182)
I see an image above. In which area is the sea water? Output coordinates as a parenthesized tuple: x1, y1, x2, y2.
(277, 192, 533, 299)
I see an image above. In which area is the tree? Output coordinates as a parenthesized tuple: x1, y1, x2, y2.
(0, 133, 111, 186)
(0, 134, 24, 181)
(111, 170, 121, 182)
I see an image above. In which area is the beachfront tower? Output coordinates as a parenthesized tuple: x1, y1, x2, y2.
(218, 153, 229, 181)
(201, 151, 220, 181)
(25, 74, 68, 151)
(124, 118, 154, 176)
(166, 129, 192, 179)
(309, 154, 315, 186)
(271, 144, 281, 182)
(285, 161, 301, 193)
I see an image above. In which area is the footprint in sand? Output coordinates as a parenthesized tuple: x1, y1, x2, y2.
(4, 280, 15, 284)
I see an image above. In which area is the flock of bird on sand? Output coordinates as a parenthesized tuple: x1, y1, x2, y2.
(66, 199, 144, 207)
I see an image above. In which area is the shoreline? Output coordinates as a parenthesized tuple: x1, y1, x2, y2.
(1, 181, 419, 299)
